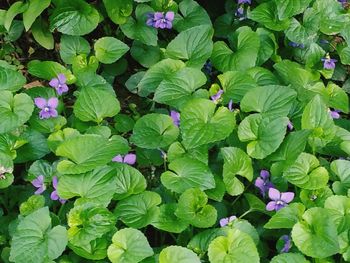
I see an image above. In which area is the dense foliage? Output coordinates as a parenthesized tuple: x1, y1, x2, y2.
(1, 0, 350, 262)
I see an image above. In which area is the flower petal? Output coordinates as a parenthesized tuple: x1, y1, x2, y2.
(219, 218, 229, 227)
(280, 192, 294, 203)
(260, 170, 270, 180)
(49, 78, 59, 88)
(32, 175, 44, 187)
(35, 186, 46, 195)
(47, 97, 58, 108)
(52, 176, 58, 189)
(124, 153, 136, 165)
(112, 155, 123, 162)
(154, 12, 164, 20)
(266, 201, 277, 211)
(50, 190, 59, 200)
(34, 98, 47, 109)
(49, 109, 58, 118)
(57, 73, 66, 84)
(165, 11, 174, 21)
(268, 188, 281, 201)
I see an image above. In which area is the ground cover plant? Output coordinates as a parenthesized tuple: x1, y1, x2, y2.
(0, 0, 350, 262)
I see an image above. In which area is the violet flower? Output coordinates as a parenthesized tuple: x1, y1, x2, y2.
(255, 170, 274, 197)
(34, 97, 58, 119)
(329, 109, 341, 119)
(235, 6, 245, 20)
(170, 110, 180, 127)
(228, 99, 233, 112)
(280, 235, 292, 253)
(32, 175, 46, 195)
(219, 215, 237, 227)
(211, 89, 224, 103)
(49, 74, 69, 95)
(50, 176, 66, 204)
(238, 0, 251, 4)
(287, 120, 294, 131)
(112, 153, 136, 165)
(321, 57, 337, 69)
(147, 12, 174, 29)
(266, 188, 294, 211)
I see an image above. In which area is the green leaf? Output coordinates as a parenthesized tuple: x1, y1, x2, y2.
(94, 37, 129, 64)
(292, 207, 340, 258)
(238, 114, 288, 159)
(31, 17, 54, 50)
(265, 203, 305, 229)
(221, 147, 253, 196)
(208, 228, 259, 263)
(240, 85, 297, 118)
(175, 188, 217, 228)
(167, 142, 208, 164)
(137, 59, 185, 96)
(67, 203, 116, 259)
(74, 86, 120, 123)
(285, 16, 320, 47)
(331, 160, 350, 192)
(107, 228, 153, 263)
(153, 67, 206, 109)
(165, 25, 213, 68)
(0, 91, 34, 133)
(47, 127, 81, 153)
(114, 191, 161, 229)
(211, 27, 260, 72)
(159, 246, 201, 263)
(22, 0, 50, 31)
(275, 0, 312, 20)
(244, 193, 267, 213)
(161, 156, 215, 193)
(188, 228, 227, 255)
(112, 163, 147, 200)
(58, 166, 117, 206)
(60, 35, 91, 64)
(19, 195, 45, 216)
(56, 134, 129, 174)
(0, 153, 14, 189)
(217, 71, 257, 103)
(10, 207, 67, 263)
(103, 0, 133, 25)
(50, 0, 100, 36)
(325, 82, 349, 113)
(130, 113, 179, 149)
(248, 1, 290, 31)
(173, 0, 211, 32)
(120, 4, 158, 46)
(271, 253, 309, 263)
(181, 98, 235, 149)
(27, 60, 74, 82)
(283, 153, 329, 190)
(324, 195, 350, 232)
(0, 66, 26, 92)
(247, 67, 279, 86)
(152, 204, 189, 233)
(301, 95, 336, 148)
(4, 1, 27, 31)
(130, 41, 161, 68)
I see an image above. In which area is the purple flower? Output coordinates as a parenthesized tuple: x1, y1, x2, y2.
(211, 89, 224, 103)
(255, 170, 274, 197)
(288, 42, 304, 49)
(219, 215, 237, 227)
(235, 6, 245, 19)
(280, 235, 292, 253)
(34, 97, 58, 119)
(287, 120, 294, 131)
(49, 74, 69, 95)
(329, 109, 341, 119)
(228, 100, 233, 111)
(170, 110, 180, 127)
(32, 175, 46, 195)
(148, 12, 174, 29)
(238, 0, 251, 4)
(112, 153, 136, 165)
(50, 176, 66, 204)
(321, 57, 337, 69)
(266, 188, 294, 211)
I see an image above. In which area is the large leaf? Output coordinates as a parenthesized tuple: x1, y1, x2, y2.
(275, 0, 312, 20)
(130, 113, 179, 149)
(60, 35, 91, 64)
(107, 228, 153, 263)
(4, 1, 28, 31)
(31, 17, 54, 50)
(114, 191, 161, 228)
(22, 0, 50, 31)
(152, 204, 189, 234)
(240, 85, 297, 118)
(175, 188, 217, 228)
(103, 0, 133, 25)
(283, 153, 329, 190)
(265, 203, 305, 229)
(217, 71, 257, 103)
(159, 246, 201, 263)
(208, 228, 259, 263)
(0, 66, 26, 92)
(165, 25, 213, 68)
(0, 91, 34, 133)
(153, 67, 206, 109)
(10, 207, 67, 263)
(73, 86, 120, 123)
(58, 166, 117, 207)
(56, 134, 129, 174)
(221, 147, 253, 196)
(161, 156, 215, 193)
(291, 207, 340, 258)
(94, 37, 129, 64)
(238, 114, 288, 159)
(211, 26, 260, 72)
(181, 99, 235, 149)
(331, 160, 350, 194)
(27, 60, 74, 82)
(50, 0, 100, 36)
(271, 253, 309, 263)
